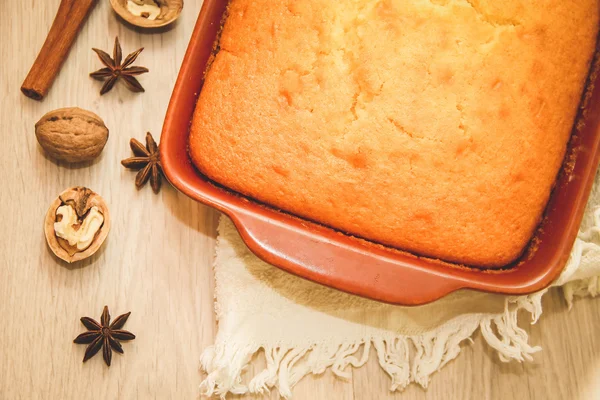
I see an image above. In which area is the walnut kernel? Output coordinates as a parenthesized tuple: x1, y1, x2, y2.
(44, 187, 110, 263)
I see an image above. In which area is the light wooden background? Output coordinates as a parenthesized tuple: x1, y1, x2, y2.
(1, 1, 600, 399)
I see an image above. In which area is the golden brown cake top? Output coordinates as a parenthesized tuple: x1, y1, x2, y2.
(190, 0, 599, 267)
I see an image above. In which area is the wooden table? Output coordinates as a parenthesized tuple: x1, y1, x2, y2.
(1, 1, 599, 398)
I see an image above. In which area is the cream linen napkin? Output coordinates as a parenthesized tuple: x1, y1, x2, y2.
(200, 172, 600, 399)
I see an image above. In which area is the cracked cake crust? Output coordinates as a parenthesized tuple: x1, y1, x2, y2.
(190, 0, 599, 267)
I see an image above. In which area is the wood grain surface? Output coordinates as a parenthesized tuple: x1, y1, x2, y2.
(1, 1, 599, 399)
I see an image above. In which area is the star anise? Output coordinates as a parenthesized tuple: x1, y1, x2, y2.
(73, 306, 135, 366)
(121, 132, 163, 193)
(90, 37, 149, 95)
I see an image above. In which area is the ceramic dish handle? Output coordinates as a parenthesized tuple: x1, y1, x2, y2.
(230, 209, 466, 305)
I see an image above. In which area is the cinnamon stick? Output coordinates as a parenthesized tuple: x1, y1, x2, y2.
(21, 0, 98, 101)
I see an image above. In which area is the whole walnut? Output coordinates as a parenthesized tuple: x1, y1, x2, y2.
(35, 107, 109, 163)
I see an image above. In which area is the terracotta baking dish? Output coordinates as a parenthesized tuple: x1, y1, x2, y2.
(160, 0, 600, 305)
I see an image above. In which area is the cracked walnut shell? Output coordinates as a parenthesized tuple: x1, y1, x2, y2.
(44, 187, 110, 263)
(110, 0, 183, 28)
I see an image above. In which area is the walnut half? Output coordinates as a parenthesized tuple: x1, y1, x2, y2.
(109, 0, 183, 28)
(44, 187, 110, 263)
